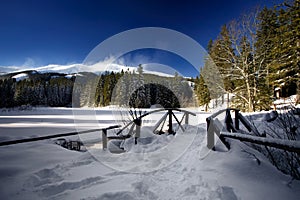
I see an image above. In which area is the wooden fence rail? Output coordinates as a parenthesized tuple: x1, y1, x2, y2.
(0, 125, 120, 147)
(206, 108, 300, 153)
(221, 132, 300, 153)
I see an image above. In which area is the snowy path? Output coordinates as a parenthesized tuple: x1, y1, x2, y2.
(0, 108, 299, 199)
(0, 140, 229, 200)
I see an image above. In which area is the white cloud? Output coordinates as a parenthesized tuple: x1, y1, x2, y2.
(0, 65, 26, 73)
(22, 57, 36, 68)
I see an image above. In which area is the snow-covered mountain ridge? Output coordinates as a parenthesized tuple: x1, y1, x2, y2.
(0, 62, 176, 79)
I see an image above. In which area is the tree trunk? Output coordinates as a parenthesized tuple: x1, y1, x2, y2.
(245, 78, 254, 112)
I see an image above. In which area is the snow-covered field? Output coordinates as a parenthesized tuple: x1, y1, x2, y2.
(0, 107, 300, 199)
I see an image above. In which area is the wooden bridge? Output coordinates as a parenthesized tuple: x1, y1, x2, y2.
(102, 108, 196, 149)
(206, 108, 300, 153)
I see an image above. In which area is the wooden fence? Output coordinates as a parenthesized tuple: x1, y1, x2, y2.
(0, 125, 120, 147)
(206, 108, 300, 153)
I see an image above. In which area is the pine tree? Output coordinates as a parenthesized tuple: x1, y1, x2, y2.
(210, 25, 235, 92)
(255, 7, 277, 109)
(270, 0, 300, 97)
(196, 73, 211, 111)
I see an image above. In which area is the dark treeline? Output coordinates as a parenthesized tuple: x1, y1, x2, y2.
(0, 66, 194, 108)
(92, 66, 194, 108)
(0, 72, 74, 108)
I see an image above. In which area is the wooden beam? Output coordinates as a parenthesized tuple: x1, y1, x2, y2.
(0, 125, 120, 147)
(152, 112, 168, 134)
(221, 132, 300, 153)
(172, 112, 185, 132)
(102, 129, 108, 150)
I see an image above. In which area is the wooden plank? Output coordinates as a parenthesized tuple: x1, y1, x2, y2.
(0, 125, 120, 147)
(135, 118, 141, 144)
(168, 109, 173, 134)
(116, 108, 196, 135)
(207, 118, 224, 150)
(172, 112, 185, 132)
(238, 113, 260, 136)
(102, 129, 108, 150)
(171, 108, 196, 116)
(184, 113, 189, 124)
(152, 112, 168, 133)
(107, 135, 131, 140)
(234, 109, 240, 130)
(221, 132, 300, 153)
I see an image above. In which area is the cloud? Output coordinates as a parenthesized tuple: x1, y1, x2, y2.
(22, 57, 36, 68)
(115, 52, 153, 67)
(0, 65, 26, 73)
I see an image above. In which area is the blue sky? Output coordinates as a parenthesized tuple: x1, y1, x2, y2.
(0, 0, 282, 77)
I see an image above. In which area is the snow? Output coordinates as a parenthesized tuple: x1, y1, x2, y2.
(64, 74, 82, 79)
(0, 107, 300, 199)
(4, 62, 176, 78)
(220, 131, 300, 151)
(273, 95, 297, 105)
(12, 73, 29, 81)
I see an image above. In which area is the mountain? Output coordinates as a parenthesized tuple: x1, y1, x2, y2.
(0, 62, 176, 78)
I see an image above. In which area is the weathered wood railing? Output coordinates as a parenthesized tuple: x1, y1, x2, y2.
(0, 125, 120, 147)
(112, 108, 196, 145)
(206, 108, 300, 153)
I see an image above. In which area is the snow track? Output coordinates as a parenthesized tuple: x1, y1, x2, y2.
(20, 150, 227, 200)
(0, 107, 299, 199)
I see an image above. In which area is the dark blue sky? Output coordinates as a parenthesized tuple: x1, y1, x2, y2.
(0, 0, 282, 76)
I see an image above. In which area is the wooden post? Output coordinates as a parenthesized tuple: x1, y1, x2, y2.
(206, 117, 215, 150)
(152, 112, 168, 134)
(134, 118, 141, 145)
(206, 117, 230, 151)
(234, 109, 240, 130)
(102, 129, 107, 150)
(168, 109, 174, 134)
(225, 109, 233, 132)
(185, 113, 189, 124)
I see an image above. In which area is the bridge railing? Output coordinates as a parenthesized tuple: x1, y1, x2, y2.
(206, 108, 300, 153)
(0, 125, 120, 148)
(115, 108, 195, 138)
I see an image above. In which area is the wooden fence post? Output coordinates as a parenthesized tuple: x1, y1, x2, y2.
(134, 118, 141, 145)
(168, 109, 174, 134)
(102, 129, 107, 150)
(234, 109, 240, 130)
(185, 113, 189, 124)
(206, 117, 215, 150)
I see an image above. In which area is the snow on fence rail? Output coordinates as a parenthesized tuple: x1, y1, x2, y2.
(221, 132, 300, 153)
(206, 108, 300, 153)
(0, 125, 120, 147)
(103, 108, 196, 148)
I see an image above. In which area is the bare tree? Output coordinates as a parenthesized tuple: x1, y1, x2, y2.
(210, 8, 272, 112)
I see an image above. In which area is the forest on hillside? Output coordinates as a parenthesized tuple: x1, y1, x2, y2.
(0, 66, 194, 108)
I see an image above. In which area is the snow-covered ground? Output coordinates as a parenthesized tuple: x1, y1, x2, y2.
(0, 107, 299, 199)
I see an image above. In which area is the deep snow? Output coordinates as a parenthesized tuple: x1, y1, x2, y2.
(0, 107, 299, 199)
